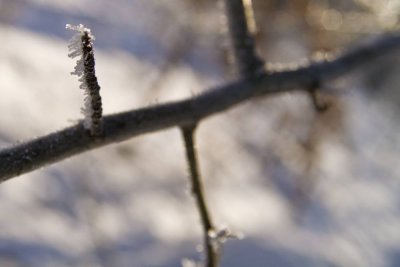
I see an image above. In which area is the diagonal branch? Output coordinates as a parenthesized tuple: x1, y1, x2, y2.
(1, 33, 400, 181)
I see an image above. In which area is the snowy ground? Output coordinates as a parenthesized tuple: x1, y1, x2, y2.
(1, 1, 400, 267)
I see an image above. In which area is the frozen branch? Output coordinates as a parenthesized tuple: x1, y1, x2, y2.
(66, 24, 103, 136)
(1, 33, 400, 181)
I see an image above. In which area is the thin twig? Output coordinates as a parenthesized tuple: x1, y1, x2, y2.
(1, 33, 400, 181)
(224, 0, 264, 77)
(181, 124, 217, 267)
(67, 24, 103, 136)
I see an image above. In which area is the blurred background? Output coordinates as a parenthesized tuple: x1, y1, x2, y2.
(1, 0, 400, 266)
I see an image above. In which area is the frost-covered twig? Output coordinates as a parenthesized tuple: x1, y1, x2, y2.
(1, 32, 400, 181)
(66, 24, 103, 136)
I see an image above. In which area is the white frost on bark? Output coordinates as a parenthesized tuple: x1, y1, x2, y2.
(66, 24, 96, 130)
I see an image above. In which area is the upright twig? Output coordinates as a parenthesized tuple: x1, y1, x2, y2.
(181, 124, 217, 267)
(224, 0, 264, 77)
(67, 24, 103, 136)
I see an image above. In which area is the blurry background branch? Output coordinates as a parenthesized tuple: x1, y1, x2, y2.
(224, 0, 264, 77)
(1, 31, 400, 182)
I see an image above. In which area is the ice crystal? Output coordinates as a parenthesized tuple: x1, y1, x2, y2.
(208, 226, 244, 253)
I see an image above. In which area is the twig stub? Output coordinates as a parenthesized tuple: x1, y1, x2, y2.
(66, 24, 103, 137)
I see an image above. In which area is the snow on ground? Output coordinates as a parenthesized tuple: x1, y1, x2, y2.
(1, 1, 400, 267)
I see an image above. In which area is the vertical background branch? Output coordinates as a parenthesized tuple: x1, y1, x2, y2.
(181, 125, 217, 267)
(224, 0, 264, 77)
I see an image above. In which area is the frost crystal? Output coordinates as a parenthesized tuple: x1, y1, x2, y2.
(208, 226, 243, 253)
(66, 24, 93, 76)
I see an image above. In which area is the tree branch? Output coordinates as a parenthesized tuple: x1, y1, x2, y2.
(1, 33, 400, 181)
(224, 0, 264, 77)
(181, 125, 217, 267)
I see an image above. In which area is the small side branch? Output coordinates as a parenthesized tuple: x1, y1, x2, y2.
(1, 32, 400, 181)
(308, 81, 329, 112)
(224, 0, 264, 77)
(181, 125, 217, 267)
(67, 24, 103, 136)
